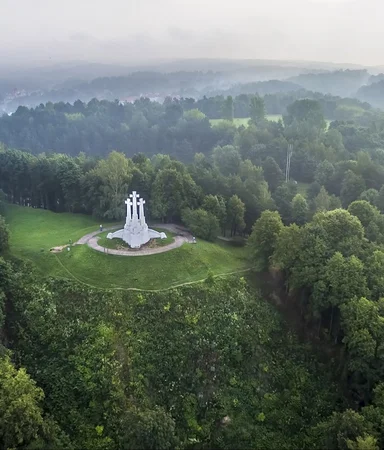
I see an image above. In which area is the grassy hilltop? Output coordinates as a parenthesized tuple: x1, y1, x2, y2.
(4, 204, 249, 290)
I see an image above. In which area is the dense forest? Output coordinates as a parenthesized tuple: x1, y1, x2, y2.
(2, 94, 384, 448)
(0, 92, 381, 159)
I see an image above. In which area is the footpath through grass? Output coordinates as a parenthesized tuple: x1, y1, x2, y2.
(4, 205, 249, 290)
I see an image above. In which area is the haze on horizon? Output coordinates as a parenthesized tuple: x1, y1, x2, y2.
(0, 0, 382, 68)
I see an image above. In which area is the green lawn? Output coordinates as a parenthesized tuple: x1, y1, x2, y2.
(266, 114, 283, 122)
(210, 117, 250, 127)
(210, 115, 283, 127)
(4, 205, 249, 290)
(56, 240, 248, 290)
(4, 203, 117, 252)
(210, 116, 332, 128)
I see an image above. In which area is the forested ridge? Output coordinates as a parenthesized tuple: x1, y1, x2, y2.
(0, 91, 380, 158)
(2, 95, 384, 448)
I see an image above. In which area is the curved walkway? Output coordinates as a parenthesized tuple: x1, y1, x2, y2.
(75, 224, 192, 256)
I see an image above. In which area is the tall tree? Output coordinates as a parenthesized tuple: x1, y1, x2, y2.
(226, 195, 246, 236)
(315, 160, 335, 188)
(202, 195, 227, 234)
(212, 145, 241, 176)
(262, 157, 284, 192)
(222, 96, 234, 121)
(291, 194, 309, 225)
(248, 210, 284, 270)
(151, 168, 200, 222)
(341, 170, 366, 207)
(92, 151, 133, 219)
(249, 95, 265, 124)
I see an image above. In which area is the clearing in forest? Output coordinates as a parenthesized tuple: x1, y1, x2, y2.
(4, 204, 249, 290)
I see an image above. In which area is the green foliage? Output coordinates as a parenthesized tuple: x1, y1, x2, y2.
(313, 186, 332, 212)
(0, 215, 9, 253)
(291, 193, 309, 225)
(202, 194, 227, 232)
(348, 200, 380, 228)
(90, 151, 133, 219)
(5, 274, 338, 449)
(359, 189, 379, 206)
(315, 160, 335, 187)
(222, 96, 234, 121)
(182, 208, 220, 241)
(311, 410, 369, 450)
(284, 99, 326, 130)
(213, 145, 241, 176)
(341, 297, 384, 391)
(273, 182, 297, 223)
(226, 195, 246, 236)
(0, 355, 68, 449)
(248, 210, 284, 270)
(262, 157, 284, 192)
(118, 406, 177, 450)
(249, 95, 265, 124)
(375, 185, 384, 213)
(150, 167, 200, 222)
(347, 434, 379, 450)
(341, 170, 366, 207)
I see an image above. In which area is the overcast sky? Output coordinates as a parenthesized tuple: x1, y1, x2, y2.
(0, 0, 382, 66)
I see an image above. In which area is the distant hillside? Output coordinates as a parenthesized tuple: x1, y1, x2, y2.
(209, 80, 303, 96)
(356, 80, 384, 109)
(367, 73, 384, 85)
(289, 69, 370, 97)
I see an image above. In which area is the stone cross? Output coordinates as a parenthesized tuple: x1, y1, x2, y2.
(138, 198, 146, 222)
(130, 191, 140, 220)
(125, 198, 132, 221)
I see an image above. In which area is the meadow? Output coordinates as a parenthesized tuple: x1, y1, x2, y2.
(210, 114, 283, 127)
(4, 204, 249, 290)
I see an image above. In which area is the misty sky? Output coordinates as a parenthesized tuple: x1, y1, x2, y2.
(0, 0, 382, 66)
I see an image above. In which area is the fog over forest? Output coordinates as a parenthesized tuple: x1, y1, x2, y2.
(0, 0, 383, 66)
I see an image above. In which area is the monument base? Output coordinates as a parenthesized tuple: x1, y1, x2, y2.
(108, 191, 167, 249)
(107, 225, 166, 249)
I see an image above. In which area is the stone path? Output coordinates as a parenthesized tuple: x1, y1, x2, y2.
(75, 224, 192, 257)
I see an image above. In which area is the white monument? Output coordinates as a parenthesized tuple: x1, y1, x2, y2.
(106, 191, 166, 249)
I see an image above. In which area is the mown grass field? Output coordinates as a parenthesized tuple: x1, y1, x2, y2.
(4, 204, 249, 290)
(210, 115, 332, 128)
(210, 115, 283, 127)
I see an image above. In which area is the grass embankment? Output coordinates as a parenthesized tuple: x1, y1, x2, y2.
(4, 204, 249, 290)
